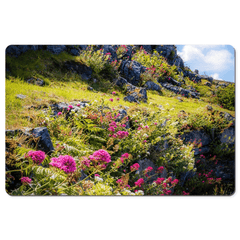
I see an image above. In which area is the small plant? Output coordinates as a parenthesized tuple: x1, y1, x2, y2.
(216, 84, 235, 110)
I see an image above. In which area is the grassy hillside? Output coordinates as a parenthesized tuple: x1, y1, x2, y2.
(5, 46, 235, 196)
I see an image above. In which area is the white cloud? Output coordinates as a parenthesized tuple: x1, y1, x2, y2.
(204, 49, 233, 71)
(177, 45, 234, 73)
(178, 45, 204, 61)
(211, 73, 222, 80)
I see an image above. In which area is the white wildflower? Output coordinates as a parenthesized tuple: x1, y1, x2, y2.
(95, 176, 103, 182)
(135, 190, 144, 195)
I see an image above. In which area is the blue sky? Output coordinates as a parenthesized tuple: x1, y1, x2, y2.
(176, 45, 235, 82)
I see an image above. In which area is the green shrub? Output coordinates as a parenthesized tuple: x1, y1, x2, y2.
(216, 84, 235, 110)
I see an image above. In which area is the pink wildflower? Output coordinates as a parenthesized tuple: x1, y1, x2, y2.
(116, 98, 120, 101)
(95, 174, 100, 177)
(143, 140, 147, 143)
(109, 98, 113, 102)
(20, 177, 32, 185)
(50, 155, 76, 173)
(130, 163, 140, 171)
(68, 105, 73, 109)
(162, 182, 167, 188)
(116, 179, 123, 184)
(135, 178, 144, 187)
(171, 179, 179, 186)
(108, 126, 115, 132)
(155, 178, 165, 185)
(89, 149, 111, 164)
(82, 157, 91, 167)
(163, 189, 172, 195)
(57, 112, 62, 116)
(77, 103, 80, 107)
(116, 131, 129, 139)
(182, 191, 189, 195)
(216, 178, 222, 183)
(26, 150, 46, 165)
(112, 91, 116, 95)
(154, 122, 157, 125)
(121, 153, 129, 159)
(156, 166, 164, 173)
(144, 166, 153, 174)
(120, 153, 129, 163)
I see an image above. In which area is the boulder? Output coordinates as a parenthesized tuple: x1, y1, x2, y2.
(113, 77, 128, 88)
(124, 83, 147, 103)
(155, 45, 176, 59)
(68, 46, 81, 56)
(204, 82, 212, 87)
(116, 109, 130, 129)
(47, 45, 67, 55)
(26, 77, 44, 86)
(219, 126, 235, 149)
(30, 127, 54, 154)
(180, 170, 196, 187)
(159, 82, 199, 99)
(103, 45, 118, 60)
(50, 102, 88, 116)
(65, 61, 92, 80)
(120, 60, 147, 86)
(136, 158, 167, 183)
(193, 146, 211, 156)
(16, 94, 27, 99)
(144, 81, 161, 91)
(141, 45, 152, 52)
(6, 45, 42, 57)
(181, 130, 211, 146)
(220, 112, 235, 126)
(165, 77, 182, 86)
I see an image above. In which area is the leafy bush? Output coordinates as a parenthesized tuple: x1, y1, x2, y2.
(216, 84, 235, 110)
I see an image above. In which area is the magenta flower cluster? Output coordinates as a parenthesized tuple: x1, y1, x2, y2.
(120, 153, 129, 163)
(26, 150, 46, 165)
(21, 177, 32, 185)
(144, 166, 153, 175)
(108, 121, 117, 132)
(89, 149, 111, 164)
(135, 178, 144, 187)
(50, 155, 76, 173)
(116, 131, 129, 139)
(156, 166, 164, 173)
(80, 149, 111, 170)
(130, 163, 140, 172)
(154, 178, 165, 185)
